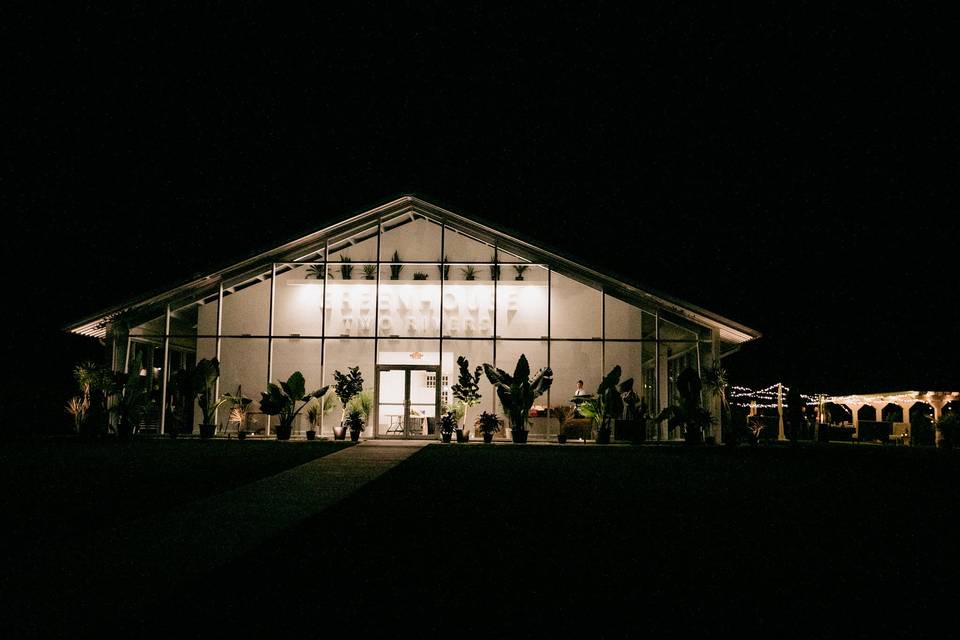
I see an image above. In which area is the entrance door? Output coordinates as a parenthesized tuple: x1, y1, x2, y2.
(375, 365, 441, 439)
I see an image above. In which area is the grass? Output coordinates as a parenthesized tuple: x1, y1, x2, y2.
(3, 442, 958, 636)
(0, 438, 349, 547)
(137, 443, 959, 636)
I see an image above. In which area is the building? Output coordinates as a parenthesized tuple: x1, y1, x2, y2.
(66, 196, 760, 439)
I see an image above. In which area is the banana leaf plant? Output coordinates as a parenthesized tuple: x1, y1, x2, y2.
(193, 358, 229, 428)
(259, 371, 329, 440)
(579, 366, 625, 442)
(483, 354, 552, 441)
(655, 367, 715, 443)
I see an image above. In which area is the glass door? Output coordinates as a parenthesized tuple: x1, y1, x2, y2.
(375, 365, 441, 439)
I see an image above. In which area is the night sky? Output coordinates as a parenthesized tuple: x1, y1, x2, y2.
(7, 4, 958, 427)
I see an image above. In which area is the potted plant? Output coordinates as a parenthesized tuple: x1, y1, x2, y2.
(439, 412, 457, 443)
(111, 355, 154, 440)
(338, 255, 353, 279)
(346, 408, 365, 442)
(307, 264, 325, 279)
(475, 411, 503, 443)
(616, 377, 647, 442)
(437, 256, 450, 280)
(461, 265, 478, 281)
(192, 358, 229, 438)
(489, 254, 500, 281)
(259, 371, 329, 440)
(389, 250, 403, 280)
(579, 366, 625, 444)
(654, 367, 716, 444)
(413, 271, 429, 280)
(334, 367, 364, 440)
(451, 356, 483, 437)
(362, 264, 377, 280)
(513, 265, 528, 280)
(552, 405, 572, 443)
(223, 385, 253, 440)
(483, 354, 553, 443)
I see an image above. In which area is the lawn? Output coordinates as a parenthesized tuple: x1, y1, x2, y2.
(135, 443, 958, 636)
(0, 438, 349, 548)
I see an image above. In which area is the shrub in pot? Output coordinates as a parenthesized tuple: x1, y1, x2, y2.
(475, 411, 503, 444)
(654, 367, 717, 444)
(346, 409, 364, 442)
(483, 354, 552, 444)
(193, 358, 229, 438)
(439, 412, 457, 443)
(223, 386, 252, 440)
(259, 371, 328, 441)
(334, 367, 364, 439)
(451, 356, 482, 438)
(579, 366, 625, 445)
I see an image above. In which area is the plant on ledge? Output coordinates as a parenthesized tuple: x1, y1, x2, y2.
(307, 264, 325, 280)
(334, 367, 364, 439)
(579, 366, 625, 444)
(475, 411, 503, 443)
(389, 250, 404, 280)
(489, 254, 500, 281)
(413, 271, 429, 280)
(483, 354, 553, 443)
(194, 358, 229, 439)
(513, 264, 528, 280)
(461, 265, 477, 281)
(338, 255, 353, 280)
(259, 371, 329, 441)
(223, 385, 253, 440)
(437, 256, 450, 280)
(362, 264, 377, 280)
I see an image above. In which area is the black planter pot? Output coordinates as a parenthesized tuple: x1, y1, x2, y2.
(557, 435, 567, 444)
(483, 432, 494, 444)
(117, 421, 134, 440)
(199, 424, 216, 439)
(237, 431, 247, 441)
(306, 430, 317, 441)
(350, 429, 361, 442)
(333, 426, 347, 441)
(684, 429, 704, 445)
(511, 429, 529, 444)
(596, 428, 611, 445)
(275, 424, 293, 441)
(455, 429, 469, 443)
(441, 432, 452, 443)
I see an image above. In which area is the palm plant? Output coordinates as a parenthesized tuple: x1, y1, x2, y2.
(579, 366, 625, 443)
(259, 371, 329, 440)
(483, 354, 552, 443)
(461, 265, 478, 281)
(702, 366, 731, 443)
(346, 388, 374, 421)
(413, 271, 429, 280)
(307, 264, 325, 280)
(362, 264, 377, 280)
(513, 265, 528, 280)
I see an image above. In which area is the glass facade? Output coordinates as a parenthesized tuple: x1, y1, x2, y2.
(111, 214, 720, 440)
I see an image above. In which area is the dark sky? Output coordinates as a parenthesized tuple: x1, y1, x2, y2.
(7, 3, 958, 408)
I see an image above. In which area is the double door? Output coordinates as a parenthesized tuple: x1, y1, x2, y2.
(375, 365, 441, 439)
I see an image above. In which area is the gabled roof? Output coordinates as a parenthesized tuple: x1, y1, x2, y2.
(65, 195, 761, 345)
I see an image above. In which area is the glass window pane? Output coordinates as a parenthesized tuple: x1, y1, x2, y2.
(218, 338, 268, 432)
(327, 224, 378, 261)
(496, 340, 548, 436)
(551, 341, 602, 407)
(377, 338, 441, 366)
(274, 264, 325, 336)
(442, 227, 495, 262)
(551, 273, 602, 339)
(441, 339, 496, 432)
(441, 275, 494, 338)
(222, 278, 270, 336)
(604, 295, 651, 340)
(380, 214, 442, 262)
(497, 265, 548, 338)
(324, 275, 376, 337)
(378, 268, 441, 337)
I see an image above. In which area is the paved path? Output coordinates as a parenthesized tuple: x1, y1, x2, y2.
(21, 442, 428, 631)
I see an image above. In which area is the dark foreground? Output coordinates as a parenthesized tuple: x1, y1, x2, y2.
(5, 442, 959, 637)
